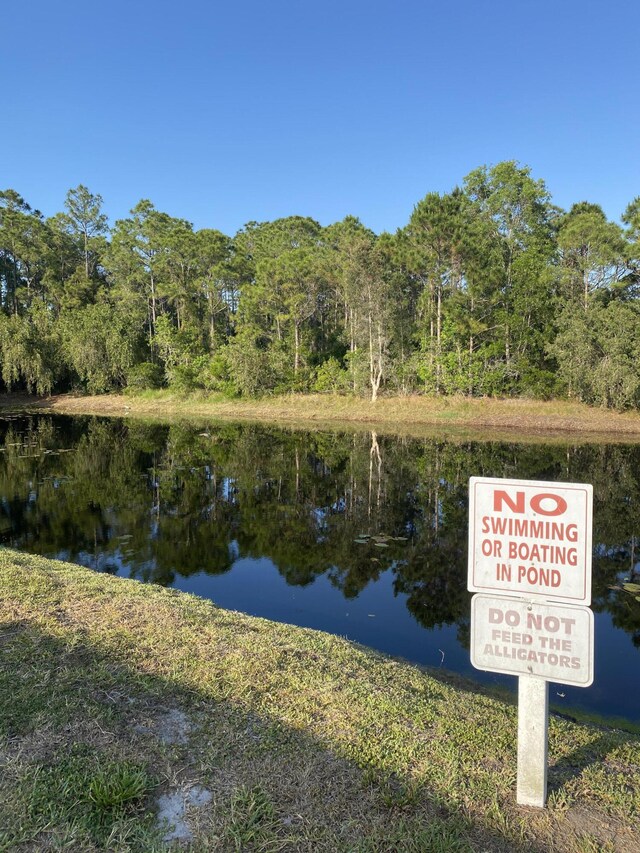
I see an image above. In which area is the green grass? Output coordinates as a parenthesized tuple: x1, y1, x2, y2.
(227, 785, 281, 850)
(1, 547, 640, 851)
(0, 745, 158, 851)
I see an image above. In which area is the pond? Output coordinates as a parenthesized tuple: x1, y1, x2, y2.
(1, 413, 639, 724)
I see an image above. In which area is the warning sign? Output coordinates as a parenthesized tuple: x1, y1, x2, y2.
(471, 594, 594, 686)
(468, 477, 592, 605)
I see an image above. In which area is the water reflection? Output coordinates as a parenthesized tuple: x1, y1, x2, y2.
(1, 414, 639, 722)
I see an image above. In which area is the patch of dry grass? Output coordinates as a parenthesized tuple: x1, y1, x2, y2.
(7, 390, 640, 444)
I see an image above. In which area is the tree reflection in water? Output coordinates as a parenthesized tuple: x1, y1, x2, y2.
(1, 413, 639, 717)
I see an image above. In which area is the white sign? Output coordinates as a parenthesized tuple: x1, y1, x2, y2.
(468, 477, 593, 605)
(471, 594, 594, 686)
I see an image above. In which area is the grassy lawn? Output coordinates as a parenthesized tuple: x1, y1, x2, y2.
(7, 391, 640, 443)
(1, 549, 639, 851)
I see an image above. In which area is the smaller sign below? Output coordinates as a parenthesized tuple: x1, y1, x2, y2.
(471, 594, 594, 687)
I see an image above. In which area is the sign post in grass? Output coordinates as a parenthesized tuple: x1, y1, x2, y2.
(468, 477, 594, 807)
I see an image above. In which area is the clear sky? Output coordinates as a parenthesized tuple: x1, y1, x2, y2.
(2, 0, 638, 235)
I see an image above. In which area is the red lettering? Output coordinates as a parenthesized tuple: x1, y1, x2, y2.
(493, 490, 525, 514)
(530, 493, 567, 516)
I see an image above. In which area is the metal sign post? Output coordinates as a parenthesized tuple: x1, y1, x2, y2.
(467, 477, 594, 808)
(517, 677, 548, 807)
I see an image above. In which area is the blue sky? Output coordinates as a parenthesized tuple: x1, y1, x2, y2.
(2, 1, 638, 235)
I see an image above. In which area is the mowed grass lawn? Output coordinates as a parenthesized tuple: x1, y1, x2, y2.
(1, 549, 640, 852)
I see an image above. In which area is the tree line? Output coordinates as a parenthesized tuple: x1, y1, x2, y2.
(1, 161, 639, 407)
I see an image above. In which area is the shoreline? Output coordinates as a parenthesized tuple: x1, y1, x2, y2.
(5, 391, 640, 443)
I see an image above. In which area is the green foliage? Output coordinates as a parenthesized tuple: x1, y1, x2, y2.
(0, 305, 60, 394)
(314, 356, 350, 392)
(558, 202, 628, 306)
(2, 168, 640, 408)
(61, 302, 142, 393)
(225, 330, 291, 396)
(154, 314, 207, 389)
(58, 184, 109, 282)
(166, 362, 203, 392)
(189, 350, 237, 395)
(126, 361, 165, 391)
(343, 348, 371, 396)
(551, 300, 640, 409)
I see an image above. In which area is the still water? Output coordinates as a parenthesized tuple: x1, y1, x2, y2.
(1, 413, 639, 723)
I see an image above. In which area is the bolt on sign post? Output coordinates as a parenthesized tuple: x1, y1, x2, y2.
(467, 477, 594, 808)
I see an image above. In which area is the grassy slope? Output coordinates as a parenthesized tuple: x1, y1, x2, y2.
(1, 549, 639, 852)
(9, 391, 640, 443)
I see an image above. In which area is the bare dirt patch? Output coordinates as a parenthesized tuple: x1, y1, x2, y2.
(156, 784, 213, 843)
(134, 708, 194, 746)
